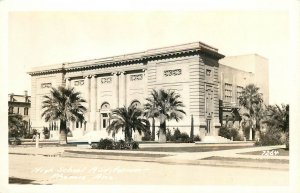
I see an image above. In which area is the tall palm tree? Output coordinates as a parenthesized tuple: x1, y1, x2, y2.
(143, 99, 158, 141)
(106, 105, 150, 142)
(144, 89, 186, 142)
(238, 84, 263, 140)
(41, 86, 87, 144)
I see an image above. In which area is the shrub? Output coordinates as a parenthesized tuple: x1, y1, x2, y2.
(115, 139, 127, 149)
(219, 126, 231, 139)
(130, 141, 139, 149)
(167, 128, 193, 143)
(97, 138, 114, 150)
(95, 139, 139, 150)
(43, 127, 50, 139)
(142, 129, 152, 141)
(166, 128, 172, 141)
(179, 132, 190, 142)
(8, 138, 21, 145)
(194, 135, 201, 141)
(255, 127, 284, 146)
(173, 128, 181, 141)
(24, 133, 34, 139)
(219, 126, 243, 141)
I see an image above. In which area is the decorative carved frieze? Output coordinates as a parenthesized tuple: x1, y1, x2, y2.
(41, 83, 52, 88)
(101, 77, 112, 84)
(74, 80, 84, 86)
(130, 74, 143, 81)
(164, 69, 182, 77)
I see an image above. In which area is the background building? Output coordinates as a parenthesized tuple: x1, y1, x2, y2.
(218, 54, 269, 127)
(8, 91, 31, 132)
(27, 42, 269, 142)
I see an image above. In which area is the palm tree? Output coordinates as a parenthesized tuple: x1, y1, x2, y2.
(144, 89, 186, 142)
(238, 84, 263, 140)
(41, 86, 87, 144)
(106, 105, 150, 142)
(143, 99, 158, 141)
(263, 104, 289, 149)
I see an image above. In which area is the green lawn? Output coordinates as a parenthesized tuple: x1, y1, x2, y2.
(136, 145, 254, 153)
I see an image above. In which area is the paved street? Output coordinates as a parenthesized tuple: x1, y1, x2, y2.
(9, 153, 288, 185)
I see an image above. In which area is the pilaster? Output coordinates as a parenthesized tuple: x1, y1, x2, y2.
(118, 72, 126, 107)
(90, 75, 97, 130)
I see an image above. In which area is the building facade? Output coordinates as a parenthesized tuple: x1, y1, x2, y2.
(8, 91, 31, 132)
(28, 42, 269, 141)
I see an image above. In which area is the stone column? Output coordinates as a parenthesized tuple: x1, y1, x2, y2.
(84, 76, 90, 122)
(90, 75, 97, 130)
(96, 110, 100, 130)
(112, 73, 119, 108)
(118, 72, 126, 107)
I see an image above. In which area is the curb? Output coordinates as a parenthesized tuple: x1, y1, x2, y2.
(61, 151, 289, 171)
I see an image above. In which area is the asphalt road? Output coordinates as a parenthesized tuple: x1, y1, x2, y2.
(9, 154, 288, 186)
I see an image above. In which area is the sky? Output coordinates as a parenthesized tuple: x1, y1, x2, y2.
(7, 6, 289, 105)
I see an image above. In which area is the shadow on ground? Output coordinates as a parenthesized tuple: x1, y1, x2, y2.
(9, 177, 51, 185)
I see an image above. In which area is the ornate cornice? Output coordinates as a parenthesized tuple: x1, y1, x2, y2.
(27, 42, 225, 76)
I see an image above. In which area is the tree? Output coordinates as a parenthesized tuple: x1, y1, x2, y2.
(238, 84, 263, 140)
(41, 86, 87, 144)
(8, 114, 25, 138)
(144, 89, 186, 142)
(143, 98, 158, 141)
(106, 105, 150, 142)
(263, 104, 289, 148)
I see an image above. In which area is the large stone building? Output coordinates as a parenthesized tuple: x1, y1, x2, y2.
(27, 42, 269, 141)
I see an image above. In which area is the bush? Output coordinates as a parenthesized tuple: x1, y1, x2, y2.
(130, 141, 139, 149)
(9, 138, 21, 145)
(167, 128, 193, 143)
(194, 135, 201, 141)
(142, 129, 152, 141)
(43, 127, 50, 139)
(219, 127, 231, 139)
(96, 138, 139, 150)
(166, 128, 172, 141)
(97, 138, 114, 150)
(255, 127, 284, 146)
(173, 128, 181, 141)
(114, 139, 127, 149)
(219, 126, 242, 141)
(179, 132, 190, 142)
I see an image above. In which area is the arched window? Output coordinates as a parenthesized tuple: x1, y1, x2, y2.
(100, 102, 111, 130)
(101, 102, 110, 110)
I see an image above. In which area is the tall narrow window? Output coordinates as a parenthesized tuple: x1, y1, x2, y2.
(224, 83, 233, 102)
(24, 107, 28, 115)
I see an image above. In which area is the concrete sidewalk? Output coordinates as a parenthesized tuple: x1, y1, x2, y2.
(9, 144, 289, 170)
